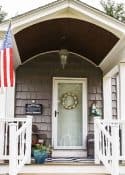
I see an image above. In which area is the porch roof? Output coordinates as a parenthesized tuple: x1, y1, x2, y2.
(15, 18, 119, 65)
(1, 0, 125, 73)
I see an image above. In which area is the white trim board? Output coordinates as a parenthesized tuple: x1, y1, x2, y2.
(52, 77, 88, 156)
(0, 0, 125, 37)
(0, 164, 110, 174)
(1, 163, 125, 174)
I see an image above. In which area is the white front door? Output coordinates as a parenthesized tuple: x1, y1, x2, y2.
(52, 77, 87, 155)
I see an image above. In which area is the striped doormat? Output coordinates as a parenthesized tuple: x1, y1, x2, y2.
(45, 157, 94, 163)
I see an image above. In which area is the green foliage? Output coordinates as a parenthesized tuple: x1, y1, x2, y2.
(32, 143, 52, 156)
(0, 6, 7, 22)
(34, 144, 47, 152)
(100, 0, 125, 22)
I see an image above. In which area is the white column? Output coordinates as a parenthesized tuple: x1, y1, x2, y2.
(0, 86, 15, 118)
(0, 89, 7, 118)
(103, 76, 112, 120)
(5, 87, 15, 118)
(119, 63, 125, 158)
(119, 63, 125, 120)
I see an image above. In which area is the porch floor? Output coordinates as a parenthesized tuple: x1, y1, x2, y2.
(33, 157, 94, 165)
(1, 162, 125, 174)
(1, 158, 125, 175)
(0, 162, 109, 175)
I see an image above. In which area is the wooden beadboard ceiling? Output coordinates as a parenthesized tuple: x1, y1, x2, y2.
(15, 18, 119, 65)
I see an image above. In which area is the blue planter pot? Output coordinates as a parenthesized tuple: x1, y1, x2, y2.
(33, 150, 48, 164)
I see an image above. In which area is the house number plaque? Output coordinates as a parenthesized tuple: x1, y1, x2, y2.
(25, 104, 43, 115)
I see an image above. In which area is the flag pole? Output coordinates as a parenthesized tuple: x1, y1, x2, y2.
(0, 19, 12, 94)
(5, 19, 12, 117)
(0, 18, 14, 87)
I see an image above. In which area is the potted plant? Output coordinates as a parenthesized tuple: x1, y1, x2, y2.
(32, 141, 52, 164)
(90, 101, 100, 117)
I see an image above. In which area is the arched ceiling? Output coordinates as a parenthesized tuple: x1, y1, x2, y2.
(15, 18, 119, 65)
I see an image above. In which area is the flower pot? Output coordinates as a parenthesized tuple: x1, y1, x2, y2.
(33, 150, 47, 164)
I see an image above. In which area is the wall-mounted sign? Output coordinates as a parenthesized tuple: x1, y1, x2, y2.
(25, 104, 43, 115)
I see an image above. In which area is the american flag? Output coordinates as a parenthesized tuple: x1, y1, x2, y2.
(0, 24, 15, 87)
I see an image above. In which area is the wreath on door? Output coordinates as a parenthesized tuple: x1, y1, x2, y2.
(61, 92, 78, 110)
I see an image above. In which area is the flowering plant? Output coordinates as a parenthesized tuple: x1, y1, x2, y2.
(32, 139, 52, 157)
(32, 142, 52, 164)
(33, 143, 52, 155)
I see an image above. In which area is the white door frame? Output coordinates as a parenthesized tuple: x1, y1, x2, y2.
(52, 77, 87, 150)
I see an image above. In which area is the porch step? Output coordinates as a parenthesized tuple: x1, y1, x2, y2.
(19, 164, 109, 175)
(0, 163, 109, 175)
(1, 163, 125, 175)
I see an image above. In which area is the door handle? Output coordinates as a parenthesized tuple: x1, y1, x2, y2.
(55, 110, 59, 117)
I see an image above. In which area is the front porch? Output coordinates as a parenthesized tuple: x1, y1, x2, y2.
(1, 116, 125, 175)
(15, 52, 102, 158)
(1, 0, 125, 174)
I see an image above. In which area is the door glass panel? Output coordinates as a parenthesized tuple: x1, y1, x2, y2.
(57, 83, 82, 147)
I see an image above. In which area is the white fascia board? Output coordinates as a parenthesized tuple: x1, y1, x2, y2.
(13, 0, 125, 37)
(70, 0, 125, 38)
(0, 0, 125, 38)
(103, 65, 118, 78)
(0, 1, 69, 34)
(100, 36, 125, 75)
(12, 36, 22, 69)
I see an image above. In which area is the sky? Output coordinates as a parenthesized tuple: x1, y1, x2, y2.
(0, 0, 124, 19)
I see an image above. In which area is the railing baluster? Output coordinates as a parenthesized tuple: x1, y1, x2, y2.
(26, 116, 32, 164)
(102, 132, 104, 156)
(22, 129, 25, 157)
(19, 134, 21, 158)
(5, 122, 8, 156)
(9, 123, 18, 175)
(105, 136, 107, 157)
(111, 122, 119, 175)
(94, 117, 100, 164)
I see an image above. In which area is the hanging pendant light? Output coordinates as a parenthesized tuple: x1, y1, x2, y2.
(59, 49, 69, 69)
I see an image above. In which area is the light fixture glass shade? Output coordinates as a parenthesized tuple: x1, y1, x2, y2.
(59, 49, 68, 69)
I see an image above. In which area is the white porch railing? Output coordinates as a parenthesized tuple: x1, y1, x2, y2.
(0, 116, 32, 175)
(94, 118, 125, 175)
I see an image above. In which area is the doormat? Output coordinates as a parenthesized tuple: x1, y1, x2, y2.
(45, 157, 94, 163)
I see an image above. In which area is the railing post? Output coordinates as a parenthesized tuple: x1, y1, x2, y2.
(0, 121, 5, 163)
(119, 63, 125, 160)
(111, 122, 119, 175)
(9, 123, 18, 175)
(26, 115, 32, 164)
(94, 117, 101, 164)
